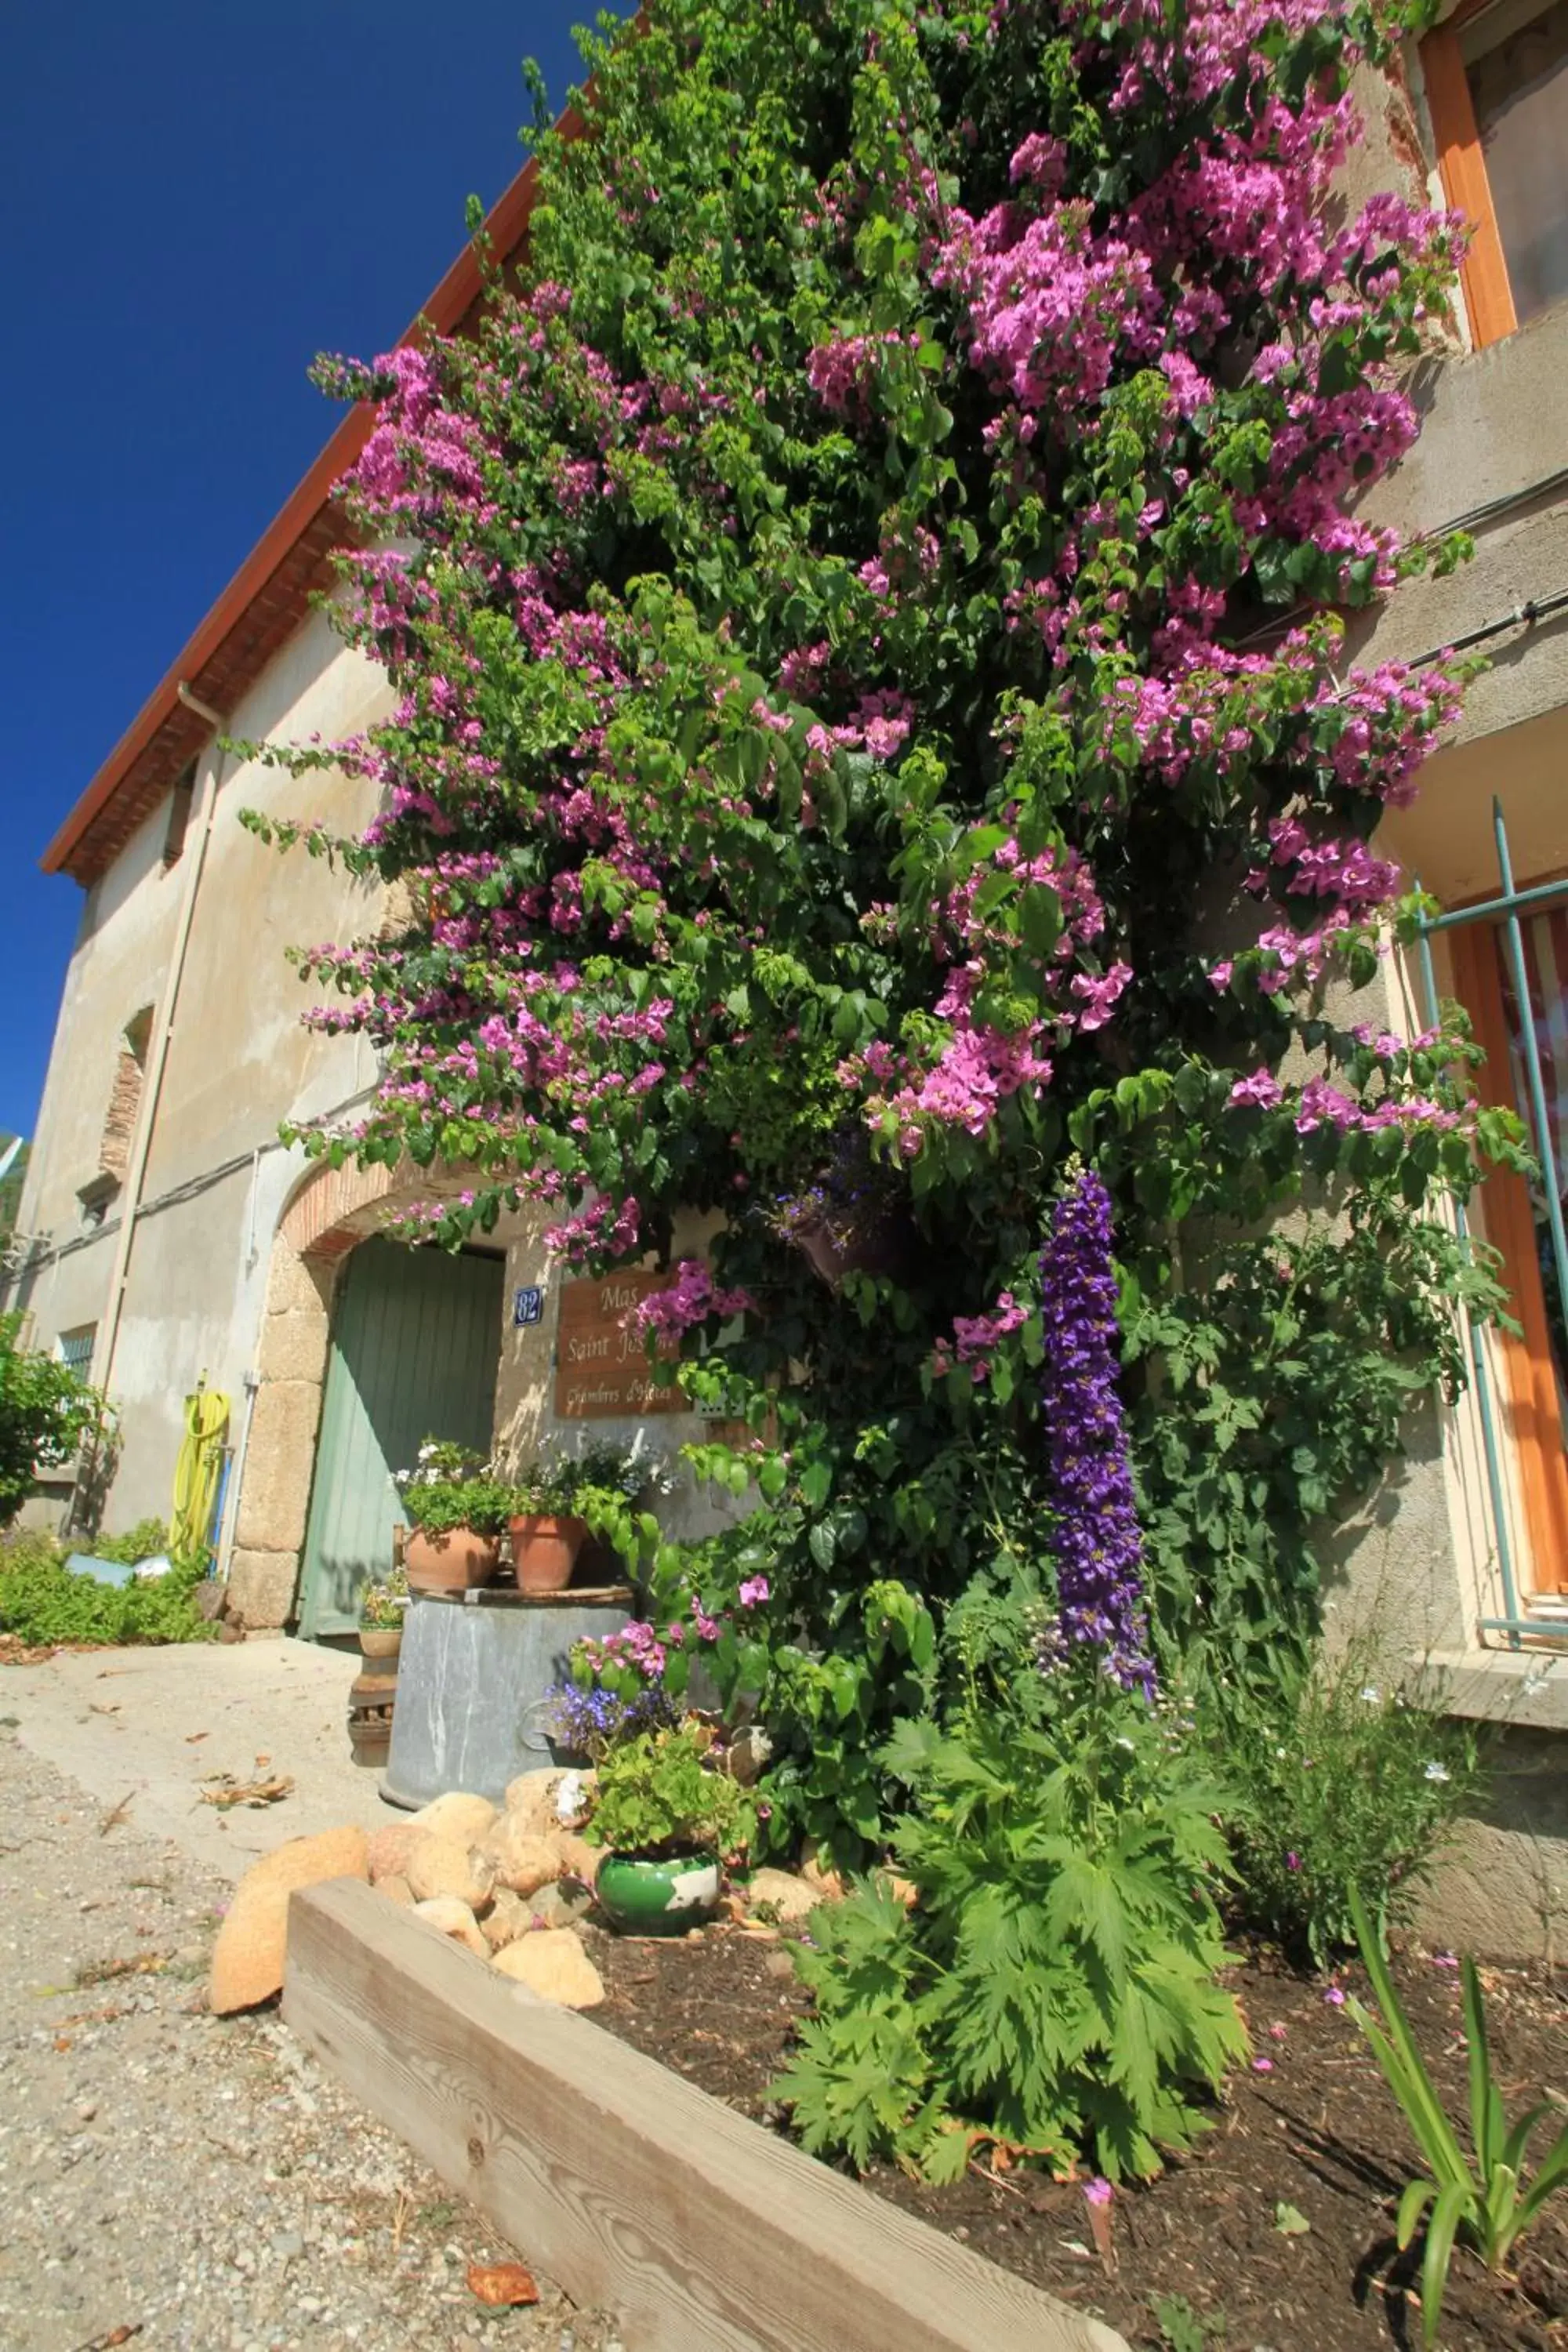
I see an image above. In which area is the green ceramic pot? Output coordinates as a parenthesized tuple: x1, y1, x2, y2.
(596, 1850, 720, 1934)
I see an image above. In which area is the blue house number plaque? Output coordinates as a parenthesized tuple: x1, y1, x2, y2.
(513, 1285, 546, 1327)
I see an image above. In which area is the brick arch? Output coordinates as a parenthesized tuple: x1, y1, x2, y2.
(278, 1157, 397, 1262)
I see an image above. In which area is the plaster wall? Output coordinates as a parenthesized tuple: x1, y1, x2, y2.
(9, 605, 393, 1541)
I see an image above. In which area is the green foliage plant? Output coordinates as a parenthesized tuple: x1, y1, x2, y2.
(583, 1723, 757, 1859)
(1347, 1886, 1568, 2348)
(91, 1518, 171, 1566)
(0, 1314, 107, 1526)
(774, 1665, 1247, 2183)
(394, 1438, 511, 1536)
(0, 1530, 216, 1648)
(1152, 2296, 1226, 2352)
(1205, 1636, 1481, 1965)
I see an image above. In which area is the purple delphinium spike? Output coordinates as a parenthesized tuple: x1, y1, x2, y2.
(1036, 1166, 1156, 1698)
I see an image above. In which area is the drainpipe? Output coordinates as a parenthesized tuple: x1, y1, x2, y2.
(91, 683, 227, 1406)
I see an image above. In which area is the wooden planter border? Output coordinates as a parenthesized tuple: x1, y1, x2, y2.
(283, 1880, 1127, 2352)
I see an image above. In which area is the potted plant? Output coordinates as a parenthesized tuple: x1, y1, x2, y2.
(583, 1722, 756, 1933)
(358, 1567, 407, 1664)
(507, 1435, 665, 1595)
(394, 1440, 511, 1594)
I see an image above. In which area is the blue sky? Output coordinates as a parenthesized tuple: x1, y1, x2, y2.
(1, 2, 620, 1140)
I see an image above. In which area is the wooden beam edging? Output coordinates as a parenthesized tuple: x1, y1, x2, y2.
(283, 1880, 1128, 2352)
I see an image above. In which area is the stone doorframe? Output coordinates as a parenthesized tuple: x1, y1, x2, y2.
(224, 1159, 459, 1632)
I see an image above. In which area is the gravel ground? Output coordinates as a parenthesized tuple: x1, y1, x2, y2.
(0, 1715, 622, 2352)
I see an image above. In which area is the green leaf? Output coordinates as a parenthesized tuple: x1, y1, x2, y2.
(1273, 2201, 1311, 2236)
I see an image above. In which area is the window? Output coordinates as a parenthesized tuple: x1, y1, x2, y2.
(1450, 911, 1568, 1594)
(1424, 0, 1568, 345)
(56, 1326, 96, 1377)
(162, 760, 197, 869)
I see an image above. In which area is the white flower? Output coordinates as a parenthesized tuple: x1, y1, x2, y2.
(1424, 1762, 1450, 1784)
(1360, 1686, 1380, 1704)
(1115, 1736, 1136, 1753)
(555, 1771, 587, 1823)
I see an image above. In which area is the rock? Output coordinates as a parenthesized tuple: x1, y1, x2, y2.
(877, 1869, 919, 1911)
(194, 1581, 229, 1623)
(366, 1820, 424, 1883)
(245, 1825, 370, 1896)
(552, 1831, 602, 1889)
(405, 1835, 496, 1913)
(377, 1873, 416, 1909)
(408, 1791, 496, 1846)
(482, 1817, 565, 1898)
(502, 1768, 593, 1837)
(491, 1928, 604, 2009)
(412, 1898, 490, 1959)
(208, 1826, 372, 2015)
(742, 1867, 819, 1926)
(528, 1878, 593, 1930)
(724, 1725, 772, 1786)
(799, 1843, 846, 1901)
(479, 1887, 534, 1951)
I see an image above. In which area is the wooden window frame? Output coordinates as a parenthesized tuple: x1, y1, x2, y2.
(1421, 0, 1521, 347)
(1450, 920, 1568, 1590)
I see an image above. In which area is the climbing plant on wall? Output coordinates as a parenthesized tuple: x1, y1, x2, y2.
(250, 0, 1525, 1857)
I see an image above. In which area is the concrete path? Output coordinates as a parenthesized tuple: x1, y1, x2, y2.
(0, 1636, 393, 1881)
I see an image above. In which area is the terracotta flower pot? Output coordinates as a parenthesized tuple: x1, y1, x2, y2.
(509, 1513, 589, 1595)
(358, 1625, 402, 1664)
(405, 1526, 500, 1595)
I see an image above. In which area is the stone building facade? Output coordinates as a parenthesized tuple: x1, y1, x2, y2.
(9, 4, 1568, 1951)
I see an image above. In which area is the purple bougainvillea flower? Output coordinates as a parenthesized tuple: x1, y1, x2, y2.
(1252, 2057, 1275, 2073)
(1323, 1986, 1346, 2008)
(1082, 2177, 1114, 2208)
(1285, 1850, 1301, 1871)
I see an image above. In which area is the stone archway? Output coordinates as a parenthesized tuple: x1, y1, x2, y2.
(224, 1159, 441, 1632)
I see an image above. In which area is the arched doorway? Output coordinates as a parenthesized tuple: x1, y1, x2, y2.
(296, 1234, 503, 1637)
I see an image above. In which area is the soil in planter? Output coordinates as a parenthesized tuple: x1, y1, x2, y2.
(582, 1922, 1568, 2352)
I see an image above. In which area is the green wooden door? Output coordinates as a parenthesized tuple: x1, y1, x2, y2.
(297, 1238, 504, 1637)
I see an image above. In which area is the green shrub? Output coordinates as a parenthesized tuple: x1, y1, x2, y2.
(774, 1671, 1247, 2183)
(0, 1313, 106, 1525)
(0, 1533, 215, 1648)
(1205, 1639, 1482, 1965)
(91, 1518, 171, 1566)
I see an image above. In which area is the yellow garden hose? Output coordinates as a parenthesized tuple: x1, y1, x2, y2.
(172, 1385, 230, 1567)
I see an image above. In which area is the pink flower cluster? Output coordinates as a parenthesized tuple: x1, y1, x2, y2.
(931, 1290, 1029, 1385)
(629, 1260, 754, 1340)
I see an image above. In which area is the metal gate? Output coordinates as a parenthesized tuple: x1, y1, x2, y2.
(296, 1237, 504, 1638)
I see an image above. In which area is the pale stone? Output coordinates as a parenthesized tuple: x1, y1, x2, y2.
(480, 1886, 534, 1951)
(410, 1791, 497, 1846)
(491, 1927, 604, 2009)
(412, 1897, 490, 1959)
(527, 1879, 593, 1930)
(366, 1820, 423, 1884)
(256, 1309, 331, 1387)
(742, 1867, 820, 1926)
(482, 1817, 564, 1897)
(877, 1871, 919, 1911)
(378, 1873, 416, 1908)
(234, 1381, 327, 1556)
(503, 1768, 593, 1838)
(224, 1547, 299, 1634)
(263, 1239, 333, 1319)
(245, 1825, 369, 1895)
(405, 1835, 496, 1912)
(553, 1831, 603, 1889)
(799, 1843, 846, 1900)
(208, 1826, 368, 2014)
(208, 1884, 292, 2016)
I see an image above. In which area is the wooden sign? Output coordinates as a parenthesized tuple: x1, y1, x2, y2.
(554, 1271, 685, 1420)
